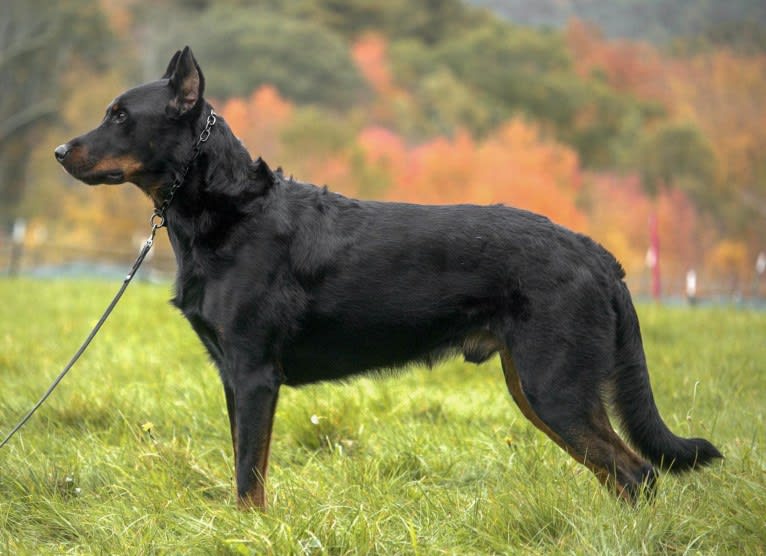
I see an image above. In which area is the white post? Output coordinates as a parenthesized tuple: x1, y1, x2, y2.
(686, 269, 697, 305)
(8, 218, 26, 276)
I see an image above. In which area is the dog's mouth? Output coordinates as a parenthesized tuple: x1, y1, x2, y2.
(59, 163, 127, 186)
(79, 169, 126, 185)
(58, 153, 140, 186)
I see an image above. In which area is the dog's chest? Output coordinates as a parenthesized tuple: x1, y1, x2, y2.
(173, 275, 227, 363)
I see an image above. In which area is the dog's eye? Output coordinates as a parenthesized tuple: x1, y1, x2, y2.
(114, 110, 128, 124)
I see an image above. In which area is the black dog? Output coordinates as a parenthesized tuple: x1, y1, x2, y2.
(55, 47, 721, 508)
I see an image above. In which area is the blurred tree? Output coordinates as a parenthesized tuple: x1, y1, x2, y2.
(566, 19, 667, 101)
(281, 107, 357, 159)
(278, 106, 361, 194)
(382, 118, 586, 231)
(666, 51, 766, 234)
(141, 5, 366, 109)
(350, 33, 415, 128)
(290, 0, 489, 44)
(566, 17, 764, 247)
(672, 20, 766, 55)
(415, 20, 653, 167)
(219, 86, 294, 162)
(355, 126, 406, 197)
(0, 0, 110, 231)
(414, 68, 494, 137)
(433, 21, 571, 108)
(565, 19, 668, 168)
(637, 122, 717, 202)
(706, 239, 752, 293)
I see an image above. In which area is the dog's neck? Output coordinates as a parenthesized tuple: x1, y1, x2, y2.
(162, 104, 279, 290)
(162, 106, 257, 214)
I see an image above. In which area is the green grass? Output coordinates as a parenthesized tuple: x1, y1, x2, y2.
(0, 279, 764, 555)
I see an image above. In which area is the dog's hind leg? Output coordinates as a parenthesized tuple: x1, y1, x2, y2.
(230, 362, 281, 510)
(498, 347, 656, 501)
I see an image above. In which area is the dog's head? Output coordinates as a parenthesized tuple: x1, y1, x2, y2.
(54, 47, 207, 201)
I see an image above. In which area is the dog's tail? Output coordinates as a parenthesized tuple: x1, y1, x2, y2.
(610, 281, 722, 472)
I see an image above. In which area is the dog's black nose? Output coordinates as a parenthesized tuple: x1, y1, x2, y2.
(54, 144, 70, 163)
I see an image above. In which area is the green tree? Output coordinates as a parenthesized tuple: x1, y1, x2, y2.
(146, 6, 366, 109)
(416, 20, 655, 167)
(291, 0, 488, 44)
(637, 122, 717, 205)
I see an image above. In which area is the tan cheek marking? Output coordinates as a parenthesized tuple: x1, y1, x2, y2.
(90, 155, 143, 177)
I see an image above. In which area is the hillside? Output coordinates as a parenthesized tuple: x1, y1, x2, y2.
(469, 0, 766, 48)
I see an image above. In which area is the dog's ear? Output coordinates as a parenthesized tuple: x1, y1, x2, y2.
(161, 50, 182, 79)
(166, 46, 205, 118)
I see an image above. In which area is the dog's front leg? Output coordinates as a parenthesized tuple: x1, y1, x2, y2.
(223, 382, 238, 471)
(232, 364, 281, 510)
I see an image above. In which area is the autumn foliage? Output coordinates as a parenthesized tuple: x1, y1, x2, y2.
(220, 86, 294, 162)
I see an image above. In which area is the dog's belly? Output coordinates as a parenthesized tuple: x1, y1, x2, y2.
(280, 313, 467, 386)
(279, 263, 518, 386)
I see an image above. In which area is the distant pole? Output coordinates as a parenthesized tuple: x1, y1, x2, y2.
(8, 218, 26, 277)
(686, 269, 697, 306)
(648, 213, 661, 302)
(756, 252, 766, 299)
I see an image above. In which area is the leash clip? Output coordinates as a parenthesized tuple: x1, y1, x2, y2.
(150, 210, 166, 230)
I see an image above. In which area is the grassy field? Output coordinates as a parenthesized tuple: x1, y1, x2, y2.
(0, 278, 764, 555)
